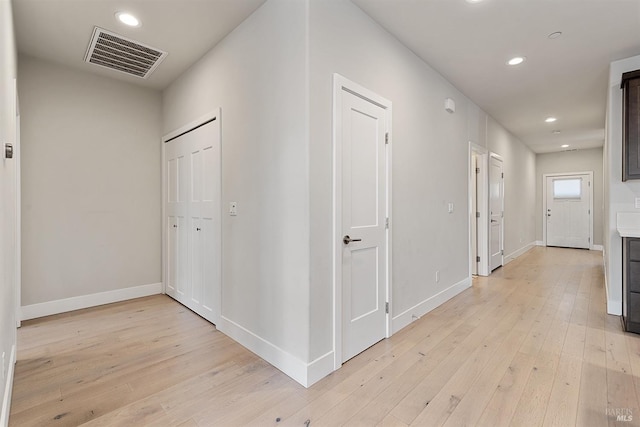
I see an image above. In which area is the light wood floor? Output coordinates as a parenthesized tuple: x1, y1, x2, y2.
(9, 247, 640, 426)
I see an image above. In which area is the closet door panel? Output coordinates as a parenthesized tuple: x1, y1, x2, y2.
(163, 114, 221, 324)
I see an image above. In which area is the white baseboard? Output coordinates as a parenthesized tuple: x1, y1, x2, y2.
(215, 315, 335, 388)
(603, 251, 620, 315)
(535, 240, 604, 252)
(21, 283, 163, 321)
(0, 344, 15, 427)
(306, 351, 335, 387)
(605, 270, 622, 316)
(391, 277, 471, 335)
(218, 315, 324, 387)
(535, 240, 604, 251)
(504, 241, 536, 265)
(607, 297, 622, 316)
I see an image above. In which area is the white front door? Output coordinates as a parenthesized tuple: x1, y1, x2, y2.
(164, 116, 221, 324)
(489, 155, 504, 271)
(336, 76, 390, 363)
(546, 174, 591, 249)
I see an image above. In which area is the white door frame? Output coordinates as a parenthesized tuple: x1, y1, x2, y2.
(333, 74, 392, 370)
(161, 108, 222, 324)
(14, 79, 21, 327)
(489, 152, 504, 270)
(542, 171, 593, 249)
(469, 143, 489, 277)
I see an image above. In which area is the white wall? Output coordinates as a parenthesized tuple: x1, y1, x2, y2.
(486, 117, 537, 261)
(161, 0, 537, 385)
(162, 0, 311, 377)
(0, 0, 17, 423)
(8, 0, 540, 390)
(536, 148, 604, 245)
(308, 0, 537, 362)
(605, 54, 640, 315)
(19, 56, 162, 310)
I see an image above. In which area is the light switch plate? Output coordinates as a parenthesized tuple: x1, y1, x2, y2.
(448, 202, 454, 213)
(229, 202, 237, 216)
(635, 198, 640, 209)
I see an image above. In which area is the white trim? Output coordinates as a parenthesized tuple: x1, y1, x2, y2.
(332, 74, 392, 370)
(386, 104, 393, 340)
(217, 316, 332, 388)
(333, 73, 343, 371)
(161, 131, 167, 296)
(14, 79, 21, 328)
(217, 316, 334, 388)
(391, 277, 471, 334)
(21, 283, 162, 320)
(592, 244, 604, 251)
(603, 248, 619, 314)
(489, 153, 505, 270)
(0, 345, 15, 427)
(607, 294, 622, 315)
(469, 143, 489, 277)
(535, 240, 545, 246)
(504, 241, 536, 265)
(542, 171, 594, 249)
(161, 109, 221, 143)
(306, 351, 335, 387)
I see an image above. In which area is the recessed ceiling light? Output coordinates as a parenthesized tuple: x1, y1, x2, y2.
(561, 144, 569, 148)
(548, 31, 563, 39)
(116, 12, 141, 27)
(545, 117, 557, 123)
(552, 130, 561, 134)
(507, 56, 525, 66)
(465, 0, 484, 3)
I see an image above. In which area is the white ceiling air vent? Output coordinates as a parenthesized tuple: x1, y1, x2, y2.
(84, 27, 167, 79)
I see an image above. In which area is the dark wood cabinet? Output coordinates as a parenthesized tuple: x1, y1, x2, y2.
(623, 237, 640, 333)
(622, 70, 640, 181)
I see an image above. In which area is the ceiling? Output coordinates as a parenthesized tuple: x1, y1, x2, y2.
(12, 0, 266, 90)
(12, 0, 640, 154)
(352, 0, 640, 153)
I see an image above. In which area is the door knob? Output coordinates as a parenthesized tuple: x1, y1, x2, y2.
(343, 235, 362, 245)
(491, 219, 497, 223)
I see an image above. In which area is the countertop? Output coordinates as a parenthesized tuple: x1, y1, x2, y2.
(617, 212, 640, 237)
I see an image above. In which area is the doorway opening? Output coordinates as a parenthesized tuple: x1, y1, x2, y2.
(469, 143, 489, 276)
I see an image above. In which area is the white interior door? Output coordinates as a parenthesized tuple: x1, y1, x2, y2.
(489, 155, 504, 271)
(471, 154, 478, 276)
(469, 145, 489, 277)
(166, 144, 187, 299)
(337, 77, 390, 363)
(546, 174, 591, 249)
(164, 116, 221, 324)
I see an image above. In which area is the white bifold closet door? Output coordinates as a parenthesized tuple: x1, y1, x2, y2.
(164, 117, 221, 324)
